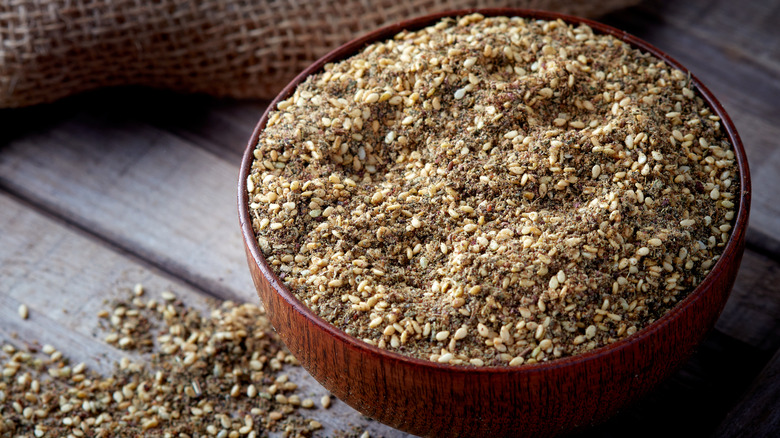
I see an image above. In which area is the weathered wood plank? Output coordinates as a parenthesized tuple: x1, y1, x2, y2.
(142, 94, 268, 160)
(69, 89, 268, 161)
(717, 250, 780, 352)
(584, 330, 773, 438)
(2, 101, 779, 436)
(0, 191, 407, 437)
(0, 0, 777, 434)
(714, 347, 780, 438)
(0, 108, 254, 302)
(0, 191, 211, 374)
(638, 0, 780, 74)
(3, 96, 778, 350)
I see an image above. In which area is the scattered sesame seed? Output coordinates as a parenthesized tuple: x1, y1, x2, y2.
(0, 285, 328, 436)
(160, 291, 176, 301)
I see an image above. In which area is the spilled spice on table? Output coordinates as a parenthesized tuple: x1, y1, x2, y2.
(0, 285, 335, 437)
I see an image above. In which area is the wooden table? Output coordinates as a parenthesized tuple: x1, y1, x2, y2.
(1, 0, 778, 436)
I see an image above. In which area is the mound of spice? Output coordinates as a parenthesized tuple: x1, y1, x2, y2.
(0, 285, 330, 437)
(247, 14, 739, 366)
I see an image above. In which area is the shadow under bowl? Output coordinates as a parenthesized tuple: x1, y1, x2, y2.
(238, 9, 751, 438)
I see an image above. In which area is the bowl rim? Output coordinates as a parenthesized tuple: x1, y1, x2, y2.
(238, 8, 752, 375)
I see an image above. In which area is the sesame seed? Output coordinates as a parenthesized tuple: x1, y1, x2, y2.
(364, 93, 380, 103)
(161, 291, 176, 301)
(18, 304, 28, 320)
(249, 14, 738, 367)
(454, 327, 469, 340)
(438, 353, 454, 363)
(710, 188, 720, 200)
(1, 284, 327, 436)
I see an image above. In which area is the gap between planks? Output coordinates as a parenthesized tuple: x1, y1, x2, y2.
(0, 185, 244, 304)
(0, 110, 257, 302)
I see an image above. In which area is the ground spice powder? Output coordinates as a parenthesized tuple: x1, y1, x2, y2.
(248, 14, 738, 366)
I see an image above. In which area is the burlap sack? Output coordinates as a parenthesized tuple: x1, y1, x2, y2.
(0, 0, 638, 108)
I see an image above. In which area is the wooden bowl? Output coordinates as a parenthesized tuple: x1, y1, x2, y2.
(238, 9, 751, 437)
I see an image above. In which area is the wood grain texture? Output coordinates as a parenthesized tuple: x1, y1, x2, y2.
(584, 331, 773, 438)
(0, 191, 200, 373)
(0, 107, 255, 302)
(0, 190, 406, 437)
(714, 348, 780, 438)
(717, 250, 780, 352)
(0, 0, 778, 435)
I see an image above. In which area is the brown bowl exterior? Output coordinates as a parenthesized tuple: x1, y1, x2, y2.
(238, 9, 751, 438)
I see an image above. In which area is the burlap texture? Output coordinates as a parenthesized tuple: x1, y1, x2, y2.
(0, 0, 638, 108)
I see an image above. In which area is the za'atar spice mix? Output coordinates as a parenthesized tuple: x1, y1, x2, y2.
(246, 14, 738, 366)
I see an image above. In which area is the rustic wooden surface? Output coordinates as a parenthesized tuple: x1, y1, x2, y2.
(1, 0, 778, 436)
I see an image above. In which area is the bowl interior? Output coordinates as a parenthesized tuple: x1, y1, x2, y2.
(238, 8, 751, 436)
